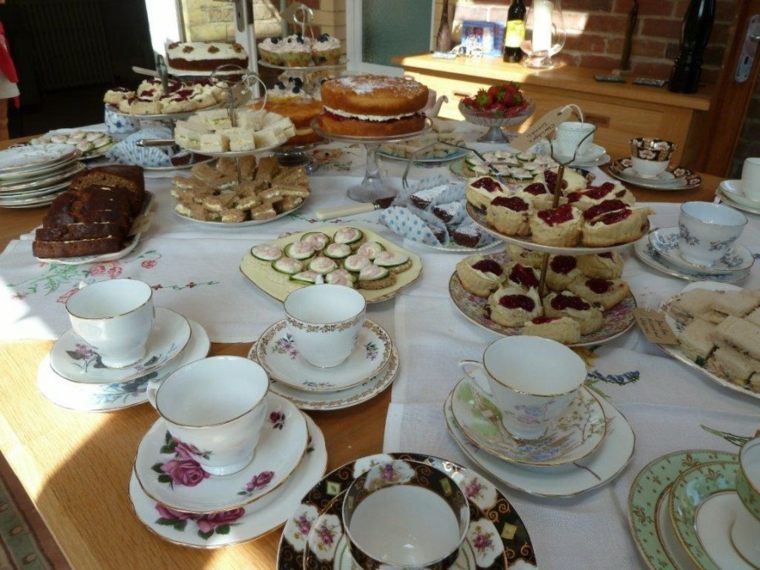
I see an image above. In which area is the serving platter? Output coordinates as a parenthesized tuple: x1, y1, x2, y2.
(174, 198, 305, 227)
(449, 252, 637, 347)
(466, 203, 644, 255)
(239, 226, 423, 304)
(657, 281, 760, 400)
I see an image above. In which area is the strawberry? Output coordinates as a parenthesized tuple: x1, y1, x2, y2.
(474, 89, 491, 109)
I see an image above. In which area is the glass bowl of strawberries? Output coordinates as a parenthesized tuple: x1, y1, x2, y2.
(458, 83, 534, 143)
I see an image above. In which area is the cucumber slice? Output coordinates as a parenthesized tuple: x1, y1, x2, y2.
(300, 232, 330, 251)
(323, 243, 352, 259)
(333, 227, 364, 245)
(284, 241, 315, 261)
(308, 256, 338, 275)
(517, 152, 536, 162)
(251, 244, 283, 262)
(356, 241, 385, 260)
(290, 270, 319, 284)
(374, 251, 409, 268)
(272, 257, 303, 275)
(359, 264, 390, 281)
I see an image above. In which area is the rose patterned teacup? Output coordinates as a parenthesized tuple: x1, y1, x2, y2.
(148, 356, 269, 476)
(65, 279, 155, 368)
(284, 284, 366, 368)
(342, 459, 469, 569)
(677, 201, 747, 267)
(460, 336, 587, 440)
(731, 437, 760, 566)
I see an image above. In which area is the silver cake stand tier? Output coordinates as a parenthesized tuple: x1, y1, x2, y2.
(311, 118, 431, 203)
(458, 101, 535, 144)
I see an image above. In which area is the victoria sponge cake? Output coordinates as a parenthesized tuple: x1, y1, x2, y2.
(319, 75, 429, 137)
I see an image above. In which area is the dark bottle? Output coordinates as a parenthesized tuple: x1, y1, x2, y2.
(435, 0, 453, 53)
(503, 0, 527, 63)
(669, 0, 715, 93)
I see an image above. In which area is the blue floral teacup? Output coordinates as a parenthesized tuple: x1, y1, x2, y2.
(677, 201, 747, 267)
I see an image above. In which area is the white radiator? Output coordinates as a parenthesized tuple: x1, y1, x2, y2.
(24, 0, 113, 90)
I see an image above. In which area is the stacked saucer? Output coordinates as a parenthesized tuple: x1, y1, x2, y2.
(0, 144, 84, 208)
(629, 445, 758, 569)
(249, 318, 399, 411)
(129, 360, 327, 547)
(444, 377, 635, 498)
(38, 308, 207, 412)
(717, 179, 760, 216)
(635, 227, 754, 283)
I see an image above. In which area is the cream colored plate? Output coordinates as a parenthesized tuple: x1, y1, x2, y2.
(239, 225, 423, 304)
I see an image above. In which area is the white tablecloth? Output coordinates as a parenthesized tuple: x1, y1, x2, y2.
(1, 127, 759, 569)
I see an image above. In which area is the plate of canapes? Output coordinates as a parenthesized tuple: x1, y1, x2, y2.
(449, 249, 637, 347)
(464, 169, 653, 255)
(658, 281, 760, 399)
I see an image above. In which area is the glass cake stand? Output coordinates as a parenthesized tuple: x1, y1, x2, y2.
(311, 118, 431, 203)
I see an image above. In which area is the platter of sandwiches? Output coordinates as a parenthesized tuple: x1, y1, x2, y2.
(661, 282, 760, 398)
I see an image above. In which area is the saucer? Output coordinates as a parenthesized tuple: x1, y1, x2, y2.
(255, 319, 392, 392)
(277, 452, 538, 570)
(133, 393, 308, 513)
(38, 318, 209, 412)
(649, 227, 755, 273)
(304, 484, 505, 569)
(718, 180, 760, 210)
(451, 377, 607, 467)
(129, 413, 327, 548)
(669, 460, 753, 570)
(50, 308, 191, 384)
(716, 180, 760, 214)
(248, 342, 399, 411)
(444, 391, 634, 498)
(608, 158, 702, 190)
(551, 143, 606, 165)
(633, 237, 750, 284)
(627, 449, 736, 570)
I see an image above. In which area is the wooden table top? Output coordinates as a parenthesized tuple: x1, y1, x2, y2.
(0, 139, 724, 568)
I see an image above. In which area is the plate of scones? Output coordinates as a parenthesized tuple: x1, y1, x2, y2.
(171, 156, 309, 225)
(660, 282, 760, 398)
(450, 247, 637, 346)
(240, 226, 422, 303)
(464, 169, 653, 254)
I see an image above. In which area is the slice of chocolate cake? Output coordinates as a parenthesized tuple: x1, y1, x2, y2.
(452, 221, 483, 248)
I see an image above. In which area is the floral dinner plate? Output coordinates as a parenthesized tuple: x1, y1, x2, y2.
(133, 393, 308, 513)
(128, 414, 327, 549)
(255, 319, 392, 392)
(276, 452, 538, 569)
(627, 449, 736, 570)
(449, 252, 637, 347)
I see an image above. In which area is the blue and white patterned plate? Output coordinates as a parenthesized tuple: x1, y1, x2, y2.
(649, 227, 754, 274)
(634, 237, 750, 284)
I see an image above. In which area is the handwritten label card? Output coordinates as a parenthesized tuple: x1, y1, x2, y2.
(511, 106, 574, 152)
(633, 309, 678, 345)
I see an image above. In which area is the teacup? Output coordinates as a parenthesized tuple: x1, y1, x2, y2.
(284, 284, 366, 368)
(147, 356, 269, 476)
(343, 459, 469, 569)
(731, 437, 760, 566)
(678, 201, 747, 267)
(630, 137, 676, 178)
(459, 336, 587, 440)
(66, 279, 154, 368)
(555, 121, 595, 158)
(740, 157, 760, 202)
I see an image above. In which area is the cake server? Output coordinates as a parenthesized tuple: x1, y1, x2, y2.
(314, 197, 395, 221)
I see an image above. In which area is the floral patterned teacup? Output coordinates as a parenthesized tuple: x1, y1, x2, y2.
(284, 284, 366, 368)
(148, 356, 269, 476)
(65, 279, 154, 368)
(460, 336, 587, 440)
(342, 459, 469, 569)
(678, 201, 747, 267)
(731, 437, 760, 566)
(630, 137, 676, 178)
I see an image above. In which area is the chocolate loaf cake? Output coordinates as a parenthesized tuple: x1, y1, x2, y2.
(33, 166, 145, 259)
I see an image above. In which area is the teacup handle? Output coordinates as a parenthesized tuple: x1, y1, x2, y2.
(146, 378, 161, 409)
(458, 359, 493, 396)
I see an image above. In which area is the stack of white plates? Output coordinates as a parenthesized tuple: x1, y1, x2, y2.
(0, 144, 84, 208)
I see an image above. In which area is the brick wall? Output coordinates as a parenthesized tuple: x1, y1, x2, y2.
(181, 0, 281, 41)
